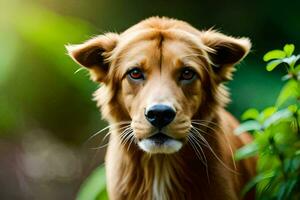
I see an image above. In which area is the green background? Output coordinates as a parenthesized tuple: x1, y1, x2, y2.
(0, 0, 299, 199)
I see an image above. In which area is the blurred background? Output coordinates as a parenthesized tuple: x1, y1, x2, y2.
(0, 0, 299, 199)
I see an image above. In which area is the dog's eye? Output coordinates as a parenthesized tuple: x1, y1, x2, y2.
(127, 68, 144, 80)
(180, 68, 196, 81)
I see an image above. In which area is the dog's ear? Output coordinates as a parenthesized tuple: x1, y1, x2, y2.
(66, 33, 119, 82)
(201, 31, 251, 82)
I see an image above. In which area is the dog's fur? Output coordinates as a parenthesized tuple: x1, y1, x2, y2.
(67, 17, 256, 200)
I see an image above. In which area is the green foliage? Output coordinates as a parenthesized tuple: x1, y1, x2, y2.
(263, 44, 300, 72)
(0, 1, 100, 137)
(76, 165, 108, 200)
(236, 44, 300, 199)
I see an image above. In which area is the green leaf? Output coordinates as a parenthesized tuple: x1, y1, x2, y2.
(266, 60, 282, 71)
(263, 109, 292, 128)
(96, 190, 108, 200)
(76, 165, 107, 200)
(241, 171, 276, 196)
(281, 74, 292, 81)
(277, 179, 297, 200)
(295, 64, 300, 72)
(242, 108, 260, 120)
(259, 107, 277, 121)
(282, 55, 300, 67)
(273, 122, 297, 146)
(235, 142, 258, 160)
(257, 172, 279, 199)
(263, 50, 286, 62)
(276, 80, 299, 107)
(288, 104, 298, 112)
(235, 120, 261, 135)
(257, 153, 280, 172)
(283, 44, 295, 57)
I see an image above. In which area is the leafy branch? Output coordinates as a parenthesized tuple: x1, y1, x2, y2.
(235, 44, 300, 200)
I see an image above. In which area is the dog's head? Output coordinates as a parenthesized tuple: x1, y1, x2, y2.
(67, 17, 250, 154)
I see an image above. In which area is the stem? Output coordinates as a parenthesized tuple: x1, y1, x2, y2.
(295, 108, 300, 136)
(288, 61, 300, 136)
(269, 138, 288, 181)
(277, 152, 288, 181)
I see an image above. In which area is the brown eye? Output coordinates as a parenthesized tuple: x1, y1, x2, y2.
(128, 68, 144, 80)
(180, 68, 196, 81)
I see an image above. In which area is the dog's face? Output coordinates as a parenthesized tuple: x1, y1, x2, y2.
(67, 17, 250, 154)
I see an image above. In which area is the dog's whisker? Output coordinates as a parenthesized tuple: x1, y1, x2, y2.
(189, 131, 208, 166)
(190, 123, 217, 139)
(103, 125, 131, 141)
(124, 133, 135, 150)
(88, 124, 131, 149)
(92, 125, 132, 149)
(122, 131, 133, 145)
(127, 133, 136, 151)
(90, 143, 109, 150)
(189, 132, 208, 166)
(86, 121, 131, 143)
(187, 135, 206, 165)
(120, 128, 132, 141)
(191, 121, 237, 170)
(188, 133, 210, 183)
(93, 128, 129, 150)
(191, 120, 225, 132)
(120, 128, 134, 146)
(192, 121, 234, 150)
(190, 126, 237, 174)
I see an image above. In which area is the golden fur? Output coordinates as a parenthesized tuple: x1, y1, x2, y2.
(67, 17, 256, 200)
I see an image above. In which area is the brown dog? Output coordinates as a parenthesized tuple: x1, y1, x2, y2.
(67, 17, 256, 200)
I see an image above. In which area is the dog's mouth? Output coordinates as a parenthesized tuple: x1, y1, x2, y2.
(137, 132, 183, 154)
(148, 132, 172, 145)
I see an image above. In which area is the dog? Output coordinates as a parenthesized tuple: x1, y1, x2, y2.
(67, 17, 256, 200)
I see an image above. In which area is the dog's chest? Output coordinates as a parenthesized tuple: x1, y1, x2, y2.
(149, 157, 188, 200)
(152, 161, 171, 200)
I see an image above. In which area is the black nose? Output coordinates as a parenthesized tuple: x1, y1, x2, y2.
(145, 104, 176, 129)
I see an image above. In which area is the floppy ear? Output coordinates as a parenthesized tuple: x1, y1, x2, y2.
(201, 31, 251, 82)
(66, 33, 119, 82)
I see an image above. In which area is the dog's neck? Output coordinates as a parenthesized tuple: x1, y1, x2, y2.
(107, 113, 235, 200)
(110, 136, 209, 200)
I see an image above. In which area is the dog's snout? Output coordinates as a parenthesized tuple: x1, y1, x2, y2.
(145, 104, 176, 129)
